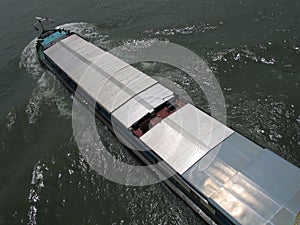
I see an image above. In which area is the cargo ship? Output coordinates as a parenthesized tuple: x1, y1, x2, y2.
(34, 19, 300, 225)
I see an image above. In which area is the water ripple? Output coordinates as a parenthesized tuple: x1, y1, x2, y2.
(210, 46, 276, 65)
(5, 108, 16, 130)
(27, 161, 44, 225)
(144, 23, 219, 37)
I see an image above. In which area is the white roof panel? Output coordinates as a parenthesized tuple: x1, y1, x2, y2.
(90, 66, 157, 112)
(112, 97, 150, 128)
(44, 34, 158, 113)
(77, 67, 106, 91)
(96, 53, 128, 74)
(112, 66, 157, 95)
(61, 34, 106, 62)
(166, 104, 234, 150)
(90, 78, 133, 112)
(141, 104, 234, 174)
(112, 83, 174, 128)
(137, 83, 173, 109)
(141, 121, 207, 174)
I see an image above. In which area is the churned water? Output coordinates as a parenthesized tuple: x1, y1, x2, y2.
(0, 0, 299, 224)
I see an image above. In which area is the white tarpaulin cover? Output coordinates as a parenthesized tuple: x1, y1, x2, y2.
(141, 104, 234, 174)
(44, 34, 157, 113)
(112, 83, 174, 128)
(183, 133, 300, 225)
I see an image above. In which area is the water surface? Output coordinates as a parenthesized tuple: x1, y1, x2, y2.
(0, 0, 299, 224)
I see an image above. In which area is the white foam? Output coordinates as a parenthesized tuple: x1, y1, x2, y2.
(145, 23, 218, 36)
(6, 108, 16, 131)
